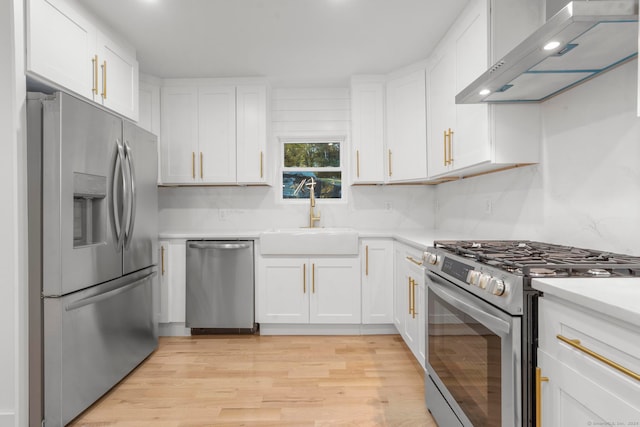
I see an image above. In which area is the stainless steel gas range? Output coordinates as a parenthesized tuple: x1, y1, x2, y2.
(422, 240, 640, 427)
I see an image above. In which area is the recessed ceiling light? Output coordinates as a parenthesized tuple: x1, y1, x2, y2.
(479, 89, 491, 96)
(543, 41, 561, 51)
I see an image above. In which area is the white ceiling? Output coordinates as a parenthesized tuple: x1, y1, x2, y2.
(79, 0, 469, 87)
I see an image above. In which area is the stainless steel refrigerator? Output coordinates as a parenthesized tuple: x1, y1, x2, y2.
(27, 92, 159, 427)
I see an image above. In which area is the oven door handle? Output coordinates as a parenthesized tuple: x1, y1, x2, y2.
(426, 271, 511, 336)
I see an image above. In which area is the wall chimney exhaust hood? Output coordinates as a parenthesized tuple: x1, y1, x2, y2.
(456, 1, 638, 104)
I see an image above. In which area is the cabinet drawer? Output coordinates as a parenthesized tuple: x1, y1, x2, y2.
(539, 297, 640, 386)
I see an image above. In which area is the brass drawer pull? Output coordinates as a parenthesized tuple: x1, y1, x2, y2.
(406, 256, 423, 266)
(557, 334, 640, 381)
(535, 367, 549, 427)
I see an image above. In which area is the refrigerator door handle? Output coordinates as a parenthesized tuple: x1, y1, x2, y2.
(112, 139, 128, 251)
(123, 139, 136, 249)
(65, 271, 157, 311)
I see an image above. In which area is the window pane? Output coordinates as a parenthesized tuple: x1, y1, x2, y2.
(284, 142, 340, 168)
(282, 172, 342, 199)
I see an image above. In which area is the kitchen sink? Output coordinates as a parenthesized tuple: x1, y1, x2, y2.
(259, 227, 359, 255)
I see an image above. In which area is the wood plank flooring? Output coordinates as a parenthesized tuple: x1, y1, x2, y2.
(68, 334, 438, 427)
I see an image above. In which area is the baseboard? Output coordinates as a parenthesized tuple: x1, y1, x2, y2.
(259, 323, 399, 336)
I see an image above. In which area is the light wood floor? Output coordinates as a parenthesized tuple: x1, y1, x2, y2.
(68, 334, 438, 427)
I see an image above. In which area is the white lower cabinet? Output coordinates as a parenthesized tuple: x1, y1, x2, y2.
(537, 297, 640, 426)
(158, 240, 186, 324)
(361, 239, 394, 324)
(258, 256, 361, 324)
(394, 242, 426, 368)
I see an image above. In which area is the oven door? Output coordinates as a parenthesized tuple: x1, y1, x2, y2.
(425, 270, 521, 427)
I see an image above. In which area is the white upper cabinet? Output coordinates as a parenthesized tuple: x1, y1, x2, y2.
(26, 0, 139, 120)
(350, 76, 386, 184)
(160, 79, 269, 185)
(386, 69, 428, 182)
(236, 85, 268, 184)
(426, 0, 542, 180)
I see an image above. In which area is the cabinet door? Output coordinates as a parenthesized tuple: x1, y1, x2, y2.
(27, 0, 95, 99)
(258, 258, 309, 324)
(162, 241, 186, 324)
(416, 281, 426, 369)
(386, 69, 427, 182)
(453, 1, 490, 171)
(236, 85, 267, 184)
(351, 80, 385, 184)
(393, 244, 407, 331)
(139, 80, 161, 184)
(158, 241, 169, 323)
(198, 85, 237, 183)
(427, 48, 456, 177)
(160, 86, 199, 183)
(361, 239, 394, 324)
(310, 258, 361, 324)
(403, 264, 421, 357)
(538, 350, 640, 427)
(96, 32, 139, 121)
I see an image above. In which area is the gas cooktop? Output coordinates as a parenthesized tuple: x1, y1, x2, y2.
(434, 240, 640, 278)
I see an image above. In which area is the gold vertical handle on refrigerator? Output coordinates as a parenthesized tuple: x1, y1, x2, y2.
(356, 150, 360, 178)
(200, 152, 203, 179)
(535, 367, 549, 427)
(312, 263, 316, 293)
(101, 60, 107, 99)
(365, 245, 369, 276)
(92, 55, 98, 95)
(388, 149, 392, 177)
(192, 152, 195, 179)
(303, 264, 306, 293)
(161, 246, 165, 275)
(260, 151, 264, 178)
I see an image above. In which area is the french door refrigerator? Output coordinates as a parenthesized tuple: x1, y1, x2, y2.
(27, 92, 159, 427)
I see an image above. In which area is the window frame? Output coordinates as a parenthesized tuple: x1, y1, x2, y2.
(278, 135, 347, 204)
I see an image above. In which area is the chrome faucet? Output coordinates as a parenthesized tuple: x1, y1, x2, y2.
(306, 177, 321, 228)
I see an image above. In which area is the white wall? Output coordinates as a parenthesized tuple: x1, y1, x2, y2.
(159, 87, 435, 233)
(0, 0, 27, 426)
(435, 60, 640, 255)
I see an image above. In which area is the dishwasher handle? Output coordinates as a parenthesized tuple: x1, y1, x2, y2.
(188, 241, 252, 250)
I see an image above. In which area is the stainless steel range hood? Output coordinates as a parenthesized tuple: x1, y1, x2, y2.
(456, 1, 638, 104)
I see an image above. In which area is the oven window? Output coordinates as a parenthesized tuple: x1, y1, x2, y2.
(428, 288, 502, 426)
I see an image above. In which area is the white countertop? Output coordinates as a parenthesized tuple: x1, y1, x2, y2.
(158, 228, 472, 250)
(532, 277, 640, 328)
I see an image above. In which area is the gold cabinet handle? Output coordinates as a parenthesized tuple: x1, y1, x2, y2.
(200, 152, 203, 179)
(260, 151, 264, 178)
(365, 245, 369, 276)
(443, 130, 447, 166)
(192, 152, 195, 179)
(448, 128, 454, 165)
(408, 277, 413, 315)
(557, 334, 640, 381)
(161, 245, 165, 275)
(92, 55, 98, 95)
(303, 263, 306, 293)
(356, 150, 360, 178)
(535, 367, 549, 427)
(101, 60, 107, 99)
(312, 263, 315, 293)
(388, 149, 392, 177)
(406, 256, 423, 266)
(411, 278, 418, 318)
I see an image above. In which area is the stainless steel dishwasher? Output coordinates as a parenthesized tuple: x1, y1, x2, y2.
(186, 240, 256, 333)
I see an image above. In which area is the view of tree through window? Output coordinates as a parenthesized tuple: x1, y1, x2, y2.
(282, 141, 342, 200)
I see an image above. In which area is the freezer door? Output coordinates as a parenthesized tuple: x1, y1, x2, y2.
(122, 121, 158, 274)
(43, 267, 158, 426)
(41, 92, 123, 296)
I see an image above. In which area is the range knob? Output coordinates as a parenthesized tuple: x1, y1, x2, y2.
(478, 273, 492, 289)
(488, 278, 507, 296)
(466, 270, 481, 286)
(424, 252, 439, 265)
